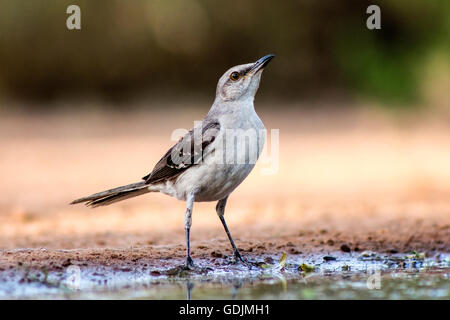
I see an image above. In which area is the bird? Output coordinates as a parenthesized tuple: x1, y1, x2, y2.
(71, 54, 275, 269)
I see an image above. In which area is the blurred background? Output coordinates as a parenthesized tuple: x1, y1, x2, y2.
(0, 0, 449, 107)
(0, 1, 449, 250)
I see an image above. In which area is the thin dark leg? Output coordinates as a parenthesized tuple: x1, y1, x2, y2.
(219, 215, 246, 262)
(184, 193, 195, 268)
(185, 226, 194, 267)
(216, 197, 248, 264)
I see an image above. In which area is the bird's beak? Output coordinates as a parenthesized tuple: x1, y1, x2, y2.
(249, 54, 275, 74)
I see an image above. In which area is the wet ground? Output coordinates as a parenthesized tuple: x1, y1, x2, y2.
(1, 250, 448, 299)
(0, 110, 449, 299)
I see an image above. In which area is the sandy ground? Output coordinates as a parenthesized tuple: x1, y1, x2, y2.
(0, 106, 449, 271)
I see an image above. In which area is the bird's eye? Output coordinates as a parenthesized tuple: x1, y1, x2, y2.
(229, 72, 241, 81)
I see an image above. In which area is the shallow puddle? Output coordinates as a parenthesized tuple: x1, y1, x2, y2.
(0, 251, 448, 299)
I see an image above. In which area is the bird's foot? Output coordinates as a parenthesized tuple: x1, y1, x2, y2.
(167, 256, 212, 275)
(228, 250, 255, 269)
(183, 256, 195, 270)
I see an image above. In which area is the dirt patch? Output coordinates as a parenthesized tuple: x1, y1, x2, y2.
(0, 109, 449, 292)
(1, 211, 448, 272)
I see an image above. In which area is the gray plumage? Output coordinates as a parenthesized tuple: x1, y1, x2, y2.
(71, 54, 275, 268)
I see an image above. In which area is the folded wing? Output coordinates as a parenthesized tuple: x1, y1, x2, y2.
(142, 120, 220, 184)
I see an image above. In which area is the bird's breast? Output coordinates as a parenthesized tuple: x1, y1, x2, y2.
(169, 106, 266, 202)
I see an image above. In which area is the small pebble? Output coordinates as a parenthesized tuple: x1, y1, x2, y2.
(264, 257, 275, 264)
(361, 251, 375, 257)
(211, 251, 223, 258)
(323, 256, 337, 262)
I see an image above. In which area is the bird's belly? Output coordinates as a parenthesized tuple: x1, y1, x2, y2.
(165, 115, 266, 202)
(173, 162, 255, 202)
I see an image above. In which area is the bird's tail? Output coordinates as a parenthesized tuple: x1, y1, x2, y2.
(70, 181, 150, 207)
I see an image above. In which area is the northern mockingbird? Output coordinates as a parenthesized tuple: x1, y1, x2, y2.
(71, 54, 275, 268)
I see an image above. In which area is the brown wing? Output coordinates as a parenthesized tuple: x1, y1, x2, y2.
(142, 120, 220, 184)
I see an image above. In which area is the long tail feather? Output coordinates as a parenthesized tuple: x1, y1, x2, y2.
(70, 181, 149, 207)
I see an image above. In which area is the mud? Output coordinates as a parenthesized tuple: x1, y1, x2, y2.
(0, 249, 448, 299)
(0, 109, 449, 299)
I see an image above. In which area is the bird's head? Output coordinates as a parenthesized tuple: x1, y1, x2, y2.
(215, 54, 275, 103)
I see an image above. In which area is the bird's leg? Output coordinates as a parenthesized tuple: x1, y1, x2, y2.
(216, 197, 250, 266)
(184, 193, 195, 269)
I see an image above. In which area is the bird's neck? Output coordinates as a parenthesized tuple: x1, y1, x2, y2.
(209, 97, 255, 117)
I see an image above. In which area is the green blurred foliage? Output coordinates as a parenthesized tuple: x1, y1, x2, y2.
(0, 0, 448, 107)
(335, 0, 450, 106)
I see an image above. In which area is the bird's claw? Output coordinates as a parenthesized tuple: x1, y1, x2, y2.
(178, 257, 212, 274)
(183, 256, 195, 270)
(229, 251, 256, 269)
